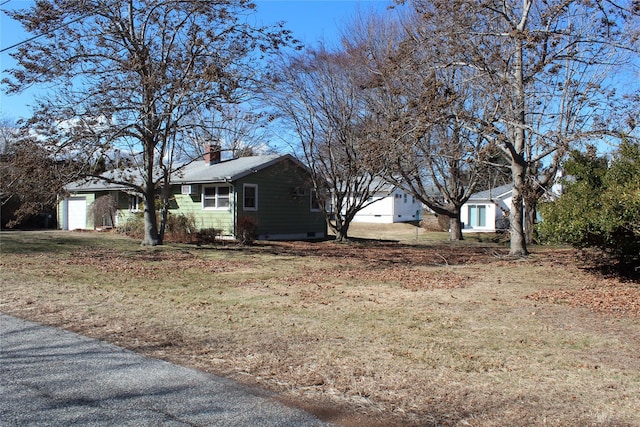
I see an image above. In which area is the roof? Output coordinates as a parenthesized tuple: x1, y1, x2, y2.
(65, 168, 147, 192)
(468, 184, 512, 201)
(369, 178, 441, 197)
(173, 154, 286, 184)
(65, 154, 299, 192)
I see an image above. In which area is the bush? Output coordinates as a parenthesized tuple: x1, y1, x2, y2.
(538, 141, 640, 274)
(236, 215, 258, 245)
(117, 212, 145, 239)
(195, 228, 221, 244)
(164, 212, 197, 243)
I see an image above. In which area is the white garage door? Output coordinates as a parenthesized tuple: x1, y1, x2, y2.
(67, 197, 87, 230)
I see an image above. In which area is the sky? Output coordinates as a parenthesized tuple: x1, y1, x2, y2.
(0, 0, 393, 123)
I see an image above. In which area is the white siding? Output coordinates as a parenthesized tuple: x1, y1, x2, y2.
(461, 193, 512, 232)
(352, 191, 422, 223)
(393, 192, 422, 222)
(352, 195, 395, 223)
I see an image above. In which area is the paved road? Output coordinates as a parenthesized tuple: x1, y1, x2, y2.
(0, 314, 331, 426)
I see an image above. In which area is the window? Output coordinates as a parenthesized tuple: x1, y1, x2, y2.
(203, 186, 230, 209)
(243, 184, 258, 211)
(468, 205, 487, 227)
(129, 195, 140, 212)
(311, 190, 321, 212)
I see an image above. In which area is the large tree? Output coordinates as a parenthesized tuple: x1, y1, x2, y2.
(3, 0, 294, 245)
(267, 45, 389, 241)
(346, 10, 493, 240)
(401, 0, 639, 255)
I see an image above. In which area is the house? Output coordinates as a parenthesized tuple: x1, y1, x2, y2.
(351, 182, 424, 224)
(58, 148, 327, 240)
(460, 184, 512, 232)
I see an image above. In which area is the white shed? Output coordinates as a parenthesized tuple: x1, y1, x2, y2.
(460, 184, 512, 232)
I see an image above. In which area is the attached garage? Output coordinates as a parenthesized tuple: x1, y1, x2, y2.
(65, 196, 88, 230)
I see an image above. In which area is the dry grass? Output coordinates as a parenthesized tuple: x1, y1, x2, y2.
(1, 228, 639, 426)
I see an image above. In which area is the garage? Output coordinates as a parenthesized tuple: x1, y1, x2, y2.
(66, 197, 87, 230)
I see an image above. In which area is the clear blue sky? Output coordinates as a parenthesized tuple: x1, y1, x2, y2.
(0, 0, 392, 123)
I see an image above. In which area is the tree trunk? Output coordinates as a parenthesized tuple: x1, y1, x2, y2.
(524, 197, 538, 245)
(334, 229, 348, 242)
(333, 217, 350, 242)
(328, 210, 353, 242)
(509, 28, 529, 257)
(157, 177, 171, 245)
(509, 166, 528, 256)
(141, 189, 160, 246)
(448, 214, 463, 241)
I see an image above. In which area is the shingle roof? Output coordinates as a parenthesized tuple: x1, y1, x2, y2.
(173, 154, 285, 184)
(468, 184, 512, 201)
(65, 154, 297, 191)
(65, 168, 145, 192)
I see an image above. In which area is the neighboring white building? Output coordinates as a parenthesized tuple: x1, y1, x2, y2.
(460, 184, 512, 232)
(352, 184, 423, 224)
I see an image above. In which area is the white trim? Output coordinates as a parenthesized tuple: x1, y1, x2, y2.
(202, 185, 231, 210)
(129, 194, 141, 212)
(243, 183, 258, 211)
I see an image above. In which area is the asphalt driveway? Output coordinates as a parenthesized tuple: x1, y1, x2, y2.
(0, 314, 331, 426)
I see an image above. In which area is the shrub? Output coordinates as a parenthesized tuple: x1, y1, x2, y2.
(538, 141, 640, 275)
(164, 212, 197, 243)
(195, 228, 221, 244)
(117, 212, 145, 238)
(236, 215, 258, 245)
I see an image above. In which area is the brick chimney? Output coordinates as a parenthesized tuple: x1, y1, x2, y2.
(204, 144, 221, 165)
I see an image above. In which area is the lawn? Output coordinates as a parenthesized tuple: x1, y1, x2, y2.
(1, 227, 639, 426)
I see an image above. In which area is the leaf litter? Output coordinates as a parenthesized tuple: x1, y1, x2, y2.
(2, 234, 640, 427)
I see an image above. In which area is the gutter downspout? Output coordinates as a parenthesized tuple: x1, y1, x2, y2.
(226, 178, 236, 239)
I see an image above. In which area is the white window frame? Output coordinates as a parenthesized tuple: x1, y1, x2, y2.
(203, 185, 231, 210)
(243, 184, 258, 211)
(129, 195, 141, 212)
(467, 204, 487, 227)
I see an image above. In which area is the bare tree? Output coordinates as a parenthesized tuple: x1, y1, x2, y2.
(0, 120, 83, 228)
(0, 117, 14, 155)
(189, 104, 276, 160)
(267, 45, 389, 241)
(398, 0, 639, 255)
(3, 0, 295, 245)
(346, 10, 492, 240)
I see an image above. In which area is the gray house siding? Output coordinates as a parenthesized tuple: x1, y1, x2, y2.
(235, 159, 326, 239)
